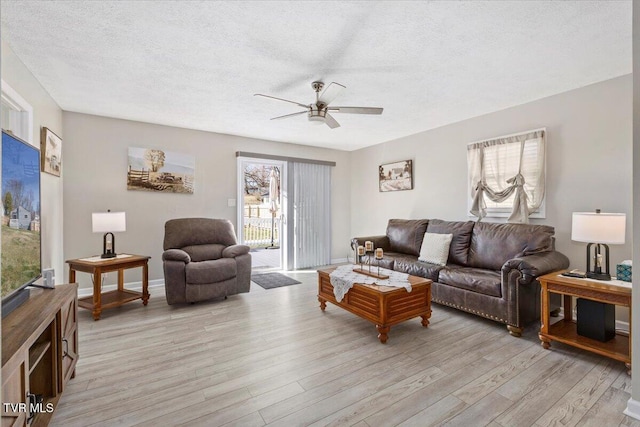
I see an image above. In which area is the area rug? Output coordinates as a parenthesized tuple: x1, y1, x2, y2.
(251, 272, 301, 289)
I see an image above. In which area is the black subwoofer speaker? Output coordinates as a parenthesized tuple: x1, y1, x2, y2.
(576, 298, 615, 342)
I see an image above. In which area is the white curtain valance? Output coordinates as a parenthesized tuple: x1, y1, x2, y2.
(468, 129, 546, 223)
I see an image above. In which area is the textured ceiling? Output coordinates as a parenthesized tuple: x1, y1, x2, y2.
(0, 1, 631, 151)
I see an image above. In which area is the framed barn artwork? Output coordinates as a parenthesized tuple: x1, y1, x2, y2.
(379, 160, 413, 192)
(40, 127, 62, 177)
(127, 147, 195, 194)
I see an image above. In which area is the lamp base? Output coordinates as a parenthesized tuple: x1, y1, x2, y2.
(101, 252, 117, 259)
(587, 271, 611, 281)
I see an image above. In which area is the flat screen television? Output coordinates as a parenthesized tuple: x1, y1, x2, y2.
(1, 130, 42, 317)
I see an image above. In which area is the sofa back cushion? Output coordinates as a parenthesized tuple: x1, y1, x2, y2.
(468, 222, 555, 270)
(426, 219, 475, 266)
(386, 219, 429, 256)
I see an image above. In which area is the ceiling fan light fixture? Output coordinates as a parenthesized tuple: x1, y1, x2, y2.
(308, 115, 325, 125)
(255, 81, 382, 130)
(308, 106, 326, 124)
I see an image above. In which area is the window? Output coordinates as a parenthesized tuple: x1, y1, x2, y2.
(1, 79, 33, 143)
(468, 129, 546, 223)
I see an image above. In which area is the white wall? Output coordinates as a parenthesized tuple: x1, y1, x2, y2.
(62, 112, 351, 290)
(1, 40, 65, 283)
(627, 0, 640, 416)
(350, 75, 632, 319)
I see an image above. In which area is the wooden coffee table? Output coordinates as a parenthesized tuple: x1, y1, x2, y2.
(317, 267, 432, 343)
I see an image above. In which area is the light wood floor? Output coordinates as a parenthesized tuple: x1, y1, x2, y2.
(51, 269, 640, 427)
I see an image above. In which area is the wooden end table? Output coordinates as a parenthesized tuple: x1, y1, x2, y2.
(67, 254, 151, 320)
(317, 267, 432, 343)
(538, 271, 631, 373)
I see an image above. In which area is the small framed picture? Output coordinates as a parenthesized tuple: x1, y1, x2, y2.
(40, 127, 62, 177)
(379, 160, 413, 192)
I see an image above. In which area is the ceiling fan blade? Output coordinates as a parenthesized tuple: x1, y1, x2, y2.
(254, 94, 309, 109)
(324, 113, 340, 129)
(327, 106, 383, 115)
(318, 82, 345, 106)
(270, 111, 308, 121)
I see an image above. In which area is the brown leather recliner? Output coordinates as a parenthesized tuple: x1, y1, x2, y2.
(162, 218, 251, 304)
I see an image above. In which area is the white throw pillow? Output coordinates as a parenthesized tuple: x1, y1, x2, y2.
(418, 232, 453, 266)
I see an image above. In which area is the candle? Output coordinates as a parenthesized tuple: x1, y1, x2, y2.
(365, 241, 373, 251)
(357, 245, 365, 256)
(375, 248, 383, 259)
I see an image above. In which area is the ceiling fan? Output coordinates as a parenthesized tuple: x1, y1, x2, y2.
(254, 81, 383, 129)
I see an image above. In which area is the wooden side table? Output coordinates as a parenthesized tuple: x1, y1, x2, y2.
(538, 271, 631, 373)
(67, 254, 150, 320)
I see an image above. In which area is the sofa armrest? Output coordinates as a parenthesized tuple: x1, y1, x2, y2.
(350, 235, 391, 251)
(162, 249, 191, 263)
(502, 251, 570, 284)
(222, 244, 251, 258)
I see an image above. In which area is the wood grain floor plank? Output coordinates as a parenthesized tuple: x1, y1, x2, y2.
(363, 357, 498, 426)
(396, 394, 468, 427)
(453, 343, 550, 405)
(495, 352, 601, 426)
(46, 272, 638, 426)
(574, 386, 630, 427)
(533, 358, 622, 427)
(220, 411, 266, 427)
(259, 354, 416, 424)
(442, 391, 514, 427)
(175, 382, 304, 427)
(308, 366, 446, 427)
(265, 369, 409, 427)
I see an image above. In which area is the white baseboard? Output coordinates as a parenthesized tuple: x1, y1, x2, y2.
(331, 257, 348, 264)
(625, 398, 640, 420)
(77, 279, 164, 298)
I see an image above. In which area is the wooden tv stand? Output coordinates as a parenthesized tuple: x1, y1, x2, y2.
(2, 284, 78, 426)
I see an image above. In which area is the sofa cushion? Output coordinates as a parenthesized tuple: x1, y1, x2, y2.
(392, 254, 446, 282)
(418, 233, 453, 266)
(182, 244, 225, 262)
(438, 267, 502, 298)
(468, 222, 555, 270)
(426, 219, 475, 266)
(186, 258, 237, 284)
(386, 219, 429, 256)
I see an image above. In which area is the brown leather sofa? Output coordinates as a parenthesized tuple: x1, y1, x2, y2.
(352, 219, 569, 336)
(162, 218, 251, 305)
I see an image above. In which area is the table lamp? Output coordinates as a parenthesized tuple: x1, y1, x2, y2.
(92, 210, 126, 258)
(571, 210, 626, 280)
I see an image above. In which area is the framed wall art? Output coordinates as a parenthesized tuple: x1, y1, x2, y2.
(40, 127, 62, 177)
(127, 147, 195, 194)
(379, 159, 413, 192)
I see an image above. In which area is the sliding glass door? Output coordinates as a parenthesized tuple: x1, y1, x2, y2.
(236, 157, 286, 271)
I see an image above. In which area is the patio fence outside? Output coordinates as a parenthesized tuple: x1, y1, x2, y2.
(243, 205, 280, 247)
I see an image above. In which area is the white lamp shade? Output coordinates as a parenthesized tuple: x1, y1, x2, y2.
(571, 212, 626, 244)
(92, 212, 126, 233)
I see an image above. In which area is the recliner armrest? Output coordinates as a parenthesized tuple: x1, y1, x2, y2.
(502, 251, 570, 284)
(163, 249, 191, 263)
(222, 244, 251, 258)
